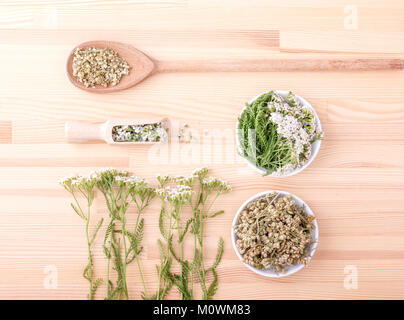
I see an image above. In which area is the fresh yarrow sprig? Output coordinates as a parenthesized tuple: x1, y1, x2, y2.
(154, 183, 194, 299)
(192, 171, 231, 300)
(154, 168, 231, 300)
(94, 168, 130, 300)
(97, 170, 154, 300)
(59, 173, 104, 300)
(120, 175, 156, 300)
(61, 168, 155, 300)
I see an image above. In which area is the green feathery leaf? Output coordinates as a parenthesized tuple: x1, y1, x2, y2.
(90, 218, 104, 245)
(82, 262, 91, 282)
(71, 203, 86, 220)
(91, 278, 103, 299)
(207, 238, 224, 272)
(209, 210, 224, 218)
(179, 218, 193, 242)
(159, 206, 167, 239)
(206, 269, 218, 300)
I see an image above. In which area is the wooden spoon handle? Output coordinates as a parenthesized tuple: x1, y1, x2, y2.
(65, 121, 105, 143)
(156, 58, 403, 72)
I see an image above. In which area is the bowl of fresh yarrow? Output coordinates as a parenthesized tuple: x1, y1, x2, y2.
(231, 190, 318, 278)
(236, 90, 323, 177)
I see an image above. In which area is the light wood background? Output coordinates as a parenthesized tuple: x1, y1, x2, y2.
(1, 0, 404, 300)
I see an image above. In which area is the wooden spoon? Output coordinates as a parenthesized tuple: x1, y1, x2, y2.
(67, 40, 403, 93)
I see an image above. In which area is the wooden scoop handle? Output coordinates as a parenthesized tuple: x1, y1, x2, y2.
(65, 121, 105, 143)
(156, 58, 403, 72)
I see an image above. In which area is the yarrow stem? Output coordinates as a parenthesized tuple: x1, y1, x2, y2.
(59, 174, 102, 300)
(85, 196, 94, 299)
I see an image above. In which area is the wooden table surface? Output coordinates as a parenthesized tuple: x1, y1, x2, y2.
(1, 0, 404, 300)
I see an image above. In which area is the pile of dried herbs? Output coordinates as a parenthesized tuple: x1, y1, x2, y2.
(59, 167, 230, 300)
(234, 192, 316, 274)
(237, 91, 323, 176)
(72, 47, 130, 88)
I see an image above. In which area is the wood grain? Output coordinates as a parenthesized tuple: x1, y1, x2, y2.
(1, 0, 404, 300)
(156, 58, 403, 72)
(0, 121, 12, 143)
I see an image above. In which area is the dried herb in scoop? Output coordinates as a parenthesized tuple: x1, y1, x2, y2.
(112, 123, 167, 143)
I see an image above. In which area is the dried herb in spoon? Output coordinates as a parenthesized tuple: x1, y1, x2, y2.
(72, 47, 130, 88)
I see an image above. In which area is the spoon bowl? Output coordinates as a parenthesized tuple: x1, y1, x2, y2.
(66, 40, 155, 93)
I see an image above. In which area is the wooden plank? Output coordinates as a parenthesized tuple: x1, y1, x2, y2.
(281, 31, 404, 53)
(0, 121, 12, 143)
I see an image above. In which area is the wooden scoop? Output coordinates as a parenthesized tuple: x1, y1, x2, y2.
(65, 118, 169, 145)
(67, 40, 404, 93)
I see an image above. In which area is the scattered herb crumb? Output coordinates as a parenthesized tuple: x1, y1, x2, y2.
(178, 123, 197, 143)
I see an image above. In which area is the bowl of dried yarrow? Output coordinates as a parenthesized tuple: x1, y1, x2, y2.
(231, 190, 319, 277)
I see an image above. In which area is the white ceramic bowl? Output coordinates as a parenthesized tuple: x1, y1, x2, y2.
(231, 190, 319, 278)
(236, 90, 322, 177)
